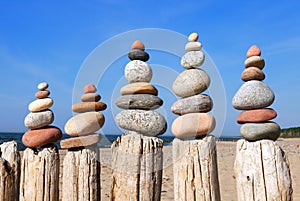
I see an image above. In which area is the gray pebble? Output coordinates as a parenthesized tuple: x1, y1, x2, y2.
(24, 109, 54, 129)
(240, 122, 281, 141)
(128, 49, 149, 62)
(116, 94, 163, 110)
(181, 51, 205, 69)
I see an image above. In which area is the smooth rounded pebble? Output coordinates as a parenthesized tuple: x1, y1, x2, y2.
(35, 90, 50, 99)
(241, 67, 265, 81)
(246, 45, 261, 58)
(60, 134, 101, 149)
(171, 94, 213, 115)
(185, 42, 202, 51)
(172, 69, 210, 98)
(84, 84, 97, 94)
(131, 40, 145, 51)
(188, 33, 199, 42)
(24, 109, 54, 129)
(81, 93, 101, 102)
(72, 102, 107, 113)
(240, 122, 281, 141)
(232, 80, 275, 110)
(181, 51, 205, 69)
(237, 108, 277, 124)
(128, 50, 150, 62)
(120, 82, 158, 96)
(22, 126, 62, 148)
(64, 111, 105, 136)
(37, 82, 48, 90)
(172, 113, 216, 138)
(125, 60, 152, 83)
(116, 94, 163, 110)
(115, 110, 167, 136)
(28, 98, 53, 112)
(244, 56, 265, 69)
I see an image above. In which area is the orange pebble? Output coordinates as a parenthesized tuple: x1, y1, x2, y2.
(131, 40, 145, 51)
(84, 84, 97, 94)
(246, 45, 261, 58)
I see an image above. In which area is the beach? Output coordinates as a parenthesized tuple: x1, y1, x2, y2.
(96, 138, 300, 201)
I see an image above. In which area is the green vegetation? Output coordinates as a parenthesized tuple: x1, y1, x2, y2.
(281, 127, 300, 138)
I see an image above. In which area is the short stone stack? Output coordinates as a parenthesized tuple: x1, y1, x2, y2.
(232, 45, 280, 141)
(23, 82, 62, 148)
(61, 84, 106, 149)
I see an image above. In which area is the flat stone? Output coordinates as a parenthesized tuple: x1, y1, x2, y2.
(185, 42, 202, 51)
(181, 51, 205, 69)
(241, 67, 265, 81)
(131, 40, 145, 51)
(37, 82, 48, 90)
(240, 122, 281, 141)
(60, 134, 101, 149)
(120, 82, 158, 96)
(64, 111, 105, 136)
(28, 98, 53, 112)
(188, 33, 199, 42)
(84, 84, 97, 94)
(116, 94, 163, 110)
(35, 90, 50, 99)
(128, 50, 150, 62)
(22, 126, 62, 148)
(237, 108, 277, 124)
(172, 69, 210, 98)
(72, 102, 107, 113)
(246, 45, 261, 58)
(125, 60, 152, 83)
(24, 109, 54, 129)
(172, 113, 216, 138)
(115, 110, 167, 136)
(171, 94, 213, 115)
(232, 80, 275, 110)
(244, 56, 265, 69)
(81, 93, 101, 102)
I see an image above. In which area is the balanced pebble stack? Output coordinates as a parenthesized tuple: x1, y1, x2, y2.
(232, 45, 280, 141)
(23, 82, 62, 148)
(115, 40, 167, 136)
(171, 33, 216, 139)
(61, 84, 106, 149)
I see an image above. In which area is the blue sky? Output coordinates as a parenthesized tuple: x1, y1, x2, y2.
(0, 0, 299, 137)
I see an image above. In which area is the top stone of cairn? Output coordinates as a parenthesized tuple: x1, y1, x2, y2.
(131, 40, 145, 51)
(188, 32, 199, 42)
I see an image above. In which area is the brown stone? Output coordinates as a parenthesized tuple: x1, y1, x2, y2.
(60, 134, 101, 149)
(22, 126, 62, 148)
(35, 90, 50, 99)
(172, 113, 216, 138)
(120, 82, 158, 96)
(131, 40, 145, 51)
(81, 93, 101, 102)
(72, 102, 107, 113)
(246, 45, 261, 58)
(241, 67, 265, 81)
(84, 84, 97, 94)
(237, 108, 277, 124)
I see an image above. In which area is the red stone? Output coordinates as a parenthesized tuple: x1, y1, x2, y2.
(22, 126, 62, 148)
(60, 134, 101, 149)
(35, 90, 50, 99)
(246, 45, 261, 58)
(237, 108, 277, 124)
(84, 84, 97, 94)
(131, 40, 145, 51)
(72, 102, 107, 113)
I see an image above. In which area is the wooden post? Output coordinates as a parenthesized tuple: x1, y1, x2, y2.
(62, 147, 100, 201)
(19, 144, 59, 201)
(173, 135, 220, 201)
(110, 132, 163, 201)
(234, 139, 293, 201)
(0, 141, 20, 201)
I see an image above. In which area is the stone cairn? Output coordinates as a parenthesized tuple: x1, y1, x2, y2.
(111, 40, 166, 200)
(61, 84, 106, 148)
(171, 33, 220, 201)
(233, 45, 292, 200)
(23, 82, 62, 148)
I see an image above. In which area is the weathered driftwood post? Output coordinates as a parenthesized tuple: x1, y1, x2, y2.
(0, 141, 20, 201)
(19, 144, 59, 201)
(232, 45, 293, 200)
(112, 40, 166, 200)
(171, 32, 220, 201)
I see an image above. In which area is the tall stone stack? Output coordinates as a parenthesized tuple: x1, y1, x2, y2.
(233, 45, 292, 201)
(171, 33, 220, 201)
(111, 40, 166, 201)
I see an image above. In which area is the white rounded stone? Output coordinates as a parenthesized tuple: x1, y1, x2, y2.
(125, 60, 152, 83)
